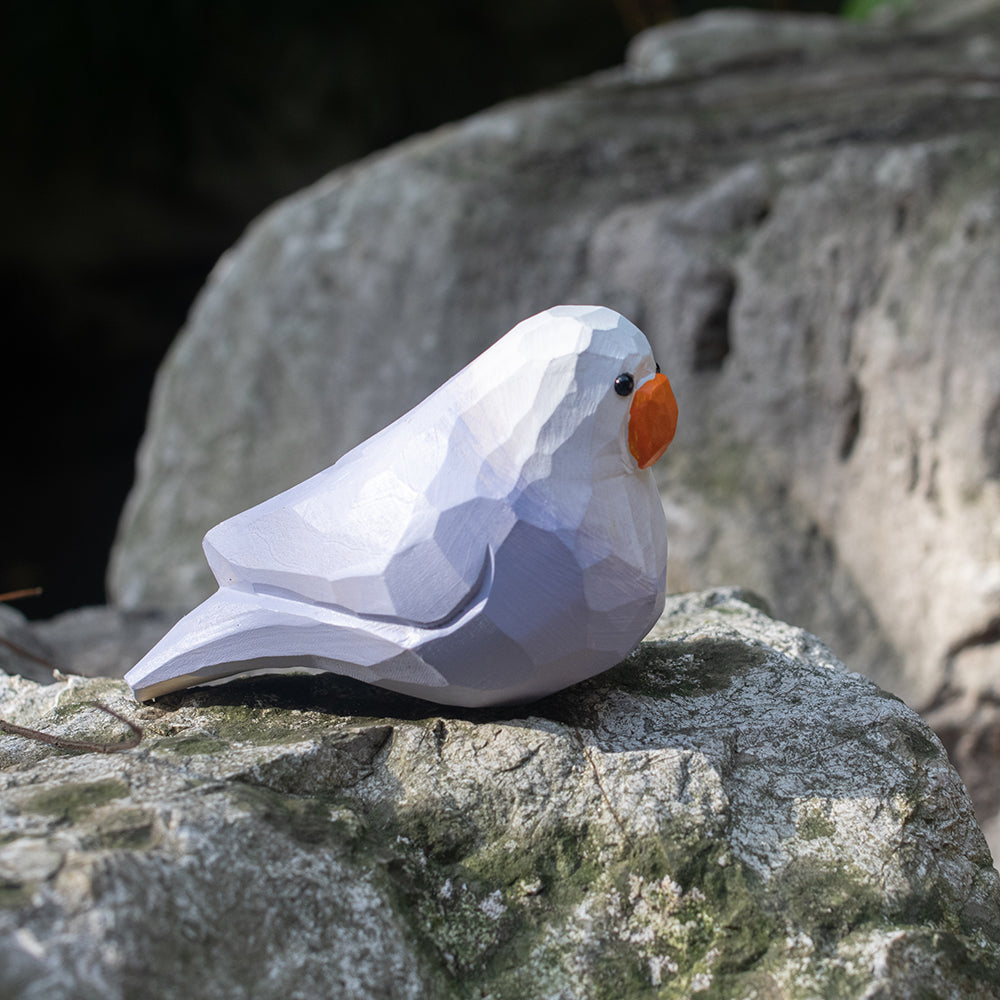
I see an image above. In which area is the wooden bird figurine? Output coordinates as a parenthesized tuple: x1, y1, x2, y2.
(126, 305, 678, 706)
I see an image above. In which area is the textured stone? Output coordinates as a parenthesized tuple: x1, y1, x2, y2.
(0, 605, 180, 685)
(0, 605, 55, 687)
(625, 9, 857, 83)
(31, 606, 181, 679)
(1, 590, 998, 999)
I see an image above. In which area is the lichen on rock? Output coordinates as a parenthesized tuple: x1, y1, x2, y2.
(1, 588, 998, 999)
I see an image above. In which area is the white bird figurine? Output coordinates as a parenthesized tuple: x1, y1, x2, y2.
(126, 305, 678, 707)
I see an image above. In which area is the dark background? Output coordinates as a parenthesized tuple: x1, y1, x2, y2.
(3, 0, 843, 618)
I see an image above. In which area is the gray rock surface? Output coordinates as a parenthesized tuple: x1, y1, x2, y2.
(107, 4, 1000, 739)
(1, 589, 998, 999)
(0, 606, 55, 687)
(0, 605, 180, 685)
(30, 606, 182, 679)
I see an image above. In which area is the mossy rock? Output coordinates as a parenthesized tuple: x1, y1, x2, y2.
(1, 589, 998, 998)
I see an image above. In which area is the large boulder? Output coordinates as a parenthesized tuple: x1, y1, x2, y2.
(1, 589, 998, 998)
(108, 4, 1000, 740)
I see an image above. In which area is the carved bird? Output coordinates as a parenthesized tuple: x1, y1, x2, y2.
(126, 305, 678, 706)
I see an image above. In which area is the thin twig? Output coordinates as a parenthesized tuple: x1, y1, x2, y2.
(0, 635, 57, 671)
(0, 587, 43, 603)
(0, 588, 140, 753)
(0, 701, 142, 754)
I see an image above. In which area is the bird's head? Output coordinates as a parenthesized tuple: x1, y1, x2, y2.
(455, 305, 677, 484)
(577, 311, 678, 473)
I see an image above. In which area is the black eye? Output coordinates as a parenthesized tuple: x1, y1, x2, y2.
(614, 372, 634, 397)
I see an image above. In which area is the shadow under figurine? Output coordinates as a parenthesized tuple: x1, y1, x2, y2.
(126, 305, 678, 707)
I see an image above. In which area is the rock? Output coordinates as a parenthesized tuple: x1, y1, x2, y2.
(924, 693, 1000, 887)
(1, 589, 998, 999)
(625, 9, 858, 83)
(0, 605, 56, 686)
(31, 606, 182, 680)
(1, 606, 181, 686)
(106, 3, 1000, 746)
(898, 0, 1000, 30)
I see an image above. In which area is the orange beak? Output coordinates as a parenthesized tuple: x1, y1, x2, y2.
(628, 373, 678, 469)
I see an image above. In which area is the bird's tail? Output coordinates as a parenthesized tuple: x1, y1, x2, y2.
(124, 586, 436, 701)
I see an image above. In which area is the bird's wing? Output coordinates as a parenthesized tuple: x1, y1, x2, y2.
(202, 406, 512, 628)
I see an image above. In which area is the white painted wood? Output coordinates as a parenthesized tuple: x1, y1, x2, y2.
(125, 305, 677, 706)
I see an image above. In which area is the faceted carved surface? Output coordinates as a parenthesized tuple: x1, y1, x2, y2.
(125, 306, 675, 706)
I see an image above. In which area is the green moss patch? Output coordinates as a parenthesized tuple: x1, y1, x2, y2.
(613, 638, 770, 699)
(0, 883, 32, 909)
(767, 857, 883, 944)
(797, 802, 837, 841)
(225, 783, 366, 850)
(154, 734, 231, 755)
(372, 791, 781, 999)
(87, 805, 158, 850)
(22, 779, 129, 823)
